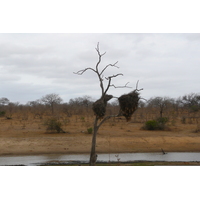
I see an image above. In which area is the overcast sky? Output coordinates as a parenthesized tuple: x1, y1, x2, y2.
(0, 33, 200, 104)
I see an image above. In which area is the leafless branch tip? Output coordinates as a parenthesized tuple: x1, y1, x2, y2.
(110, 82, 132, 89)
(95, 42, 106, 56)
(135, 80, 143, 92)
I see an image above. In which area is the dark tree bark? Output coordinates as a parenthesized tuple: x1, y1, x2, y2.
(89, 117, 99, 165)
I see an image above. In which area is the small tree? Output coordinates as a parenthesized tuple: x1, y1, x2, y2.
(181, 93, 200, 113)
(147, 97, 173, 118)
(41, 93, 63, 115)
(74, 43, 142, 165)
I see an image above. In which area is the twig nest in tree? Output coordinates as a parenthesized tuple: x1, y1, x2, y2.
(92, 94, 113, 119)
(92, 99, 106, 119)
(118, 90, 140, 122)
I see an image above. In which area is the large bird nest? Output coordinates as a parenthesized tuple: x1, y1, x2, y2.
(118, 90, 140, 122)
(92, 94, 113, 119)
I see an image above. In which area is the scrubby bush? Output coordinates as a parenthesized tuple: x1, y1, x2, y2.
(44, 118, 65, 133)
(142, 117, 169, 130)
(143, 120, 159, 130)
(87, 127, 93, 134)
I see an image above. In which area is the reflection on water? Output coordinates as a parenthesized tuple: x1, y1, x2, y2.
(1, 152, 200, 165)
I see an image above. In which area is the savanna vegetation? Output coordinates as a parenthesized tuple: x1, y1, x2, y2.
(1, 93, 200, 132)
(0, 92, 200, 158)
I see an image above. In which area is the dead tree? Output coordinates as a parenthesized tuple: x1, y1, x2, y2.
(74, 43, 142, 165)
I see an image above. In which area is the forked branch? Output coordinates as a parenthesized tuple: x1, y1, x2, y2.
(100, 61, 119, 76)
(74, 43, 125, 97)
(110, 82, 132, 89)
(103, 73, 124, 95)
(134, 80, 143, 92)
(95, 42, 106, 73)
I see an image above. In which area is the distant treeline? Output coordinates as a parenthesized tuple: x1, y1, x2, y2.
(0, 93, 200, 123)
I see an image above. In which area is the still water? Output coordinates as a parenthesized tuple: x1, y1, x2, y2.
(1, 152, 200, 165)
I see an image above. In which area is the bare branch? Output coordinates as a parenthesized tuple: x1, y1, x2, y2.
(94, 43, 107, 95)
(95, 42, 106, 57)
(136, 88, 144, 92)
(103, 79, 111, 96)
(136, 80, 139, 90)
(134, 80, 143, 92)
(100, 61, 119, 76)
(105, 73, 123, 80)
(97, 112, 124, 128)
(110, 82, 132, 89)
(103, 73, 124, 95)
(125, 82, 130, 87)
(73, 67, 96, 75)
(97, 115, 116, 127)
(95, 43, 106, 73)
(140, 97, 147, 101)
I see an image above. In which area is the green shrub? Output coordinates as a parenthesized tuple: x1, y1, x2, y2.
(144, 120, 159, 130)
(143, 117, 169, 131)
(87, 127, 93, 134)
(44, 118, 64, 133)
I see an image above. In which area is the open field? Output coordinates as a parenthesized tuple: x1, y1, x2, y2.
(0, 114, 200, 156)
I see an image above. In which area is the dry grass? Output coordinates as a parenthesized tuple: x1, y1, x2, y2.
(0, 114, 200, 156)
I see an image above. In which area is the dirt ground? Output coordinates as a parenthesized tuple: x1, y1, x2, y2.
(0, 115, 200, 156)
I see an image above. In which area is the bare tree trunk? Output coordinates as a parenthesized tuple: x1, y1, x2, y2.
(89, 117, 99, 166)
(89, 115, 116, 165)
